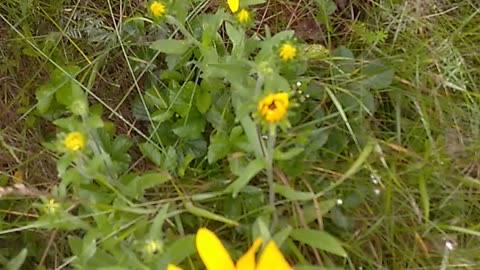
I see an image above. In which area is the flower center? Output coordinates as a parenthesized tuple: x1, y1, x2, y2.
(268, 101, 277, 110)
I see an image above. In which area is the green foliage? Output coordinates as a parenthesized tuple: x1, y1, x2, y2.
(1, 0, 480, 269)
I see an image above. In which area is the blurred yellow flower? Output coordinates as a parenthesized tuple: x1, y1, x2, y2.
(150, 1, 166, 18)
(45, 199, 60, 214)
(64, 132, 85, 151)
(237, 9, 250, 24)
(169, 228, 292, 270)
(167, 265, 182, 270)
(228, 0, 239, 13)
(258, 92, 290, 123)
(279, 43, 297, 61)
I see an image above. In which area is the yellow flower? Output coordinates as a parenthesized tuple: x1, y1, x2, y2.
(228, 0, 239, 13)
(169, 228, 292, 270)
(64, 132, 85, 151)
(279, 43, 297, 61)
(258, 92, 290, 123)
(237, 9, 250, 24)
(167, 265, 182, 270)
(150, 1, 166, 18)
(45, 199, 60, 214)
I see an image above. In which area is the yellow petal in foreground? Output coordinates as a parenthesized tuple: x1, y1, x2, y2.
(235, 238, 262, 270)
(167, 264, 183, 270)
(256, 241, 293, 270)
(196, 228, 236, 270)
(228, 0, 239, 13)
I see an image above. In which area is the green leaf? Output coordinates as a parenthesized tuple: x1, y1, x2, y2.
(314, 0, 336, 32)
(53, 66, 84, 108)
(68, 236, 83, 257)
(139, 142, 163, 167)
(177, 153, 195, 177)
(172, 110, 206, 138)
(164, 146, 178, 172)
(252, 217, 271, 242)
(128, 173, 171, 197)
(207, 133, 231, 164)
(185, 202, 239, 226)
(359, 62, 394, 90)
(297, 199, 337, 225)
(226, 22, 243, 56)
(224, 158, 266, 197)
(295, 266, 344, 270)
(32, 212, 91, 230)
(165, 235, 196, 264)
(151, 110, 174, 123)
(332, 47, 355, 74)
(196, 87, 212, 114)
(314, 0, 337, 15)
(35, 84, 55, 115)
(274, 184, 314, 201)
(419, 175, 429, 221)
(149, 204, 169, 239)
(239, 116, 263, 160)
(273, 147, 304, 161)
(7, 248, 27, 270)
(242, 0, 267, 5)
(111, 135, 133, 157)
(290, 229, 347, 257)
(272, 225, 293, 247)
(55, 78, 84, 108)
(150, 39, 191, 55)
(170, 81, 195, 117)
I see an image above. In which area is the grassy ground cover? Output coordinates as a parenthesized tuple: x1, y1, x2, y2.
(0, 0, 479, 269)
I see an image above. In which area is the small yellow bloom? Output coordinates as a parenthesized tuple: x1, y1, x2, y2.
(279, 43, 297, 61)
(258, 92, 290, 123)
(150, 1, 166, 18)
(237, 9, 250, 24)
(196, 227, 292, 270)
(228, 0, 239, 13)
(64, 132, 85, 151)
(45, 199, 60, 214)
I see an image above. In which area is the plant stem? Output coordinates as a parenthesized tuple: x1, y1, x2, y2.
(267, 123, 277, 229)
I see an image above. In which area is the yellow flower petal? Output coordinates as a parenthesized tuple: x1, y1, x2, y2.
(235, 238, 263, 270)
(64, 132, 85, 151)
(150, 1, 166, 18)
(257, 241, 292, 270)
(196, 228, 236, 270)
(228, 0, 239, 13)
(167, 264, 183, 270)
(279, 43, 297, 61)
(237, 9, 250, 24)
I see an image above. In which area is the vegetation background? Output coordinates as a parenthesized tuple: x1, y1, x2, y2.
(0, 0, 479, 269)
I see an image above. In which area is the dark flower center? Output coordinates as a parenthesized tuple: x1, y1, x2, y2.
(268, 101, 276, 110)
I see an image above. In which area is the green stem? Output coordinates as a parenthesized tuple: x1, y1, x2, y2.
(266, 124, 277, 229)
